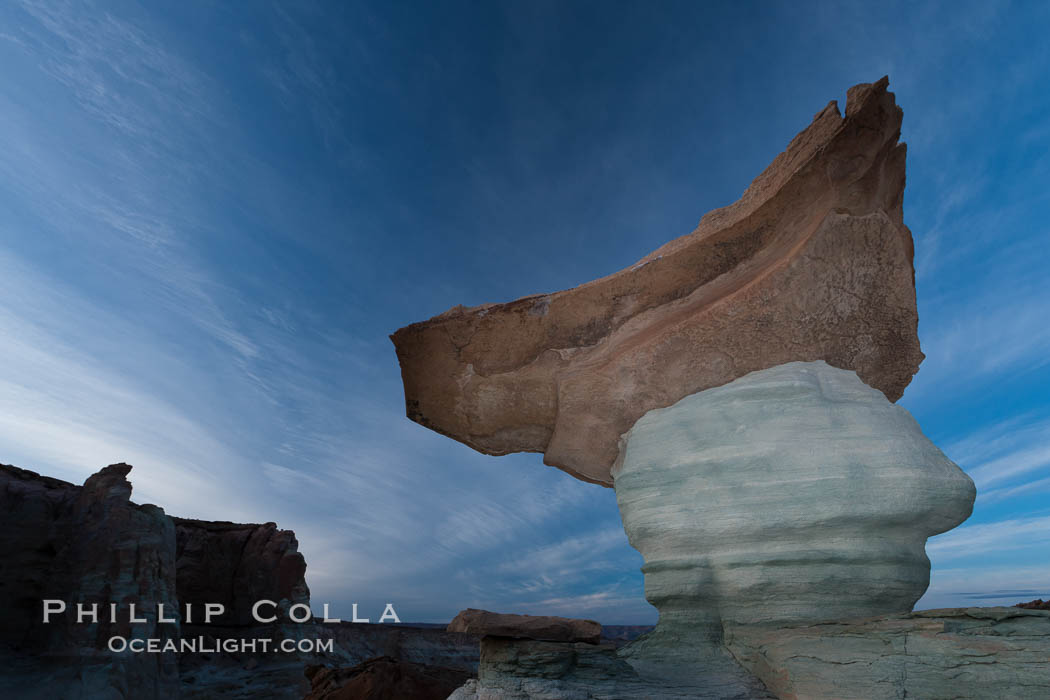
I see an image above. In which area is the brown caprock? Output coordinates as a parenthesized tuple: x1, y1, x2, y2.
(391, 77, 923, 486)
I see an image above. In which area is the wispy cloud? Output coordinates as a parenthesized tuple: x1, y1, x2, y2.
(927, 515, 1050, 560)
(0, 252, 254, 520)
(2, 0, 1048, 628)
(13, 0, 214, 145)
(980, 475, 1050, 505)
(941, 414, 1050, 493)
(494, 527, 628, 578)
(970, 445, 1050, 490)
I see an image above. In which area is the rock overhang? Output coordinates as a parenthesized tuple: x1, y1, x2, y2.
(391, 76, 923, 486)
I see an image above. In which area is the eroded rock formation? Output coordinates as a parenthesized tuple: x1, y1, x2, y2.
(391, 77, 1033, 698)
(174, 518, 309, 627)
(0, 463, 180, 699)
(392, 76, 921, 485)
(1, 460, 482, 700)
(450, 608, 1050, 700)
(613, 361, 975, 645)
(0, 462, 308, 699)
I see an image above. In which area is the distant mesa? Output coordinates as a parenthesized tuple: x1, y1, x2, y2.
(391, 76, 922, 485)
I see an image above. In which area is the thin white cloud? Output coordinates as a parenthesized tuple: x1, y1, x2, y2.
(14, 0, 214, 143)
(0, 252, 255, 521)
(926, 515, 1050, 559)
(969, 444, 1050, 489)
(494, 527, 629, 578)
(979, 475, 1050, 504)
(940, 414, 1050, 492)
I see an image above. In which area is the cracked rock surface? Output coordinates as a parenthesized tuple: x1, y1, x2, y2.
(724, 607, 1050, 699)
(448, 636, 775, 700)
(392, 76, 922, 485)
(449, 609, 1050, 699)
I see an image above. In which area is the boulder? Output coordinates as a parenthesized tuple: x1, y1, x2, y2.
(447, 608, 601, 644)
(391, 77, 922, 485)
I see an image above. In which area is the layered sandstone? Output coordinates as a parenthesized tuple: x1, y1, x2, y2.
(392, 77, 922, 485)
(448, 636, 775, 700)
(0, 463, 180, 699)
(0, 462, 311, 699)
(724, 607, 1050, 699)
(613, 362, 975, 647)
(449, 608, 1050, 700)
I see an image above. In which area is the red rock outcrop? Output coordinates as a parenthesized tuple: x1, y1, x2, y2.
(0, 462, 180, 698)
(174, 518, 309, 626)
(0, 461, 310, 698)
(447, 608, 601, 644)
(391, 77, 922, 485)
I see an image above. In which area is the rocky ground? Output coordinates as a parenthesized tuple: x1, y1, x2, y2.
(3, 460, 1049, 698)
(448, 608, 1050, 700)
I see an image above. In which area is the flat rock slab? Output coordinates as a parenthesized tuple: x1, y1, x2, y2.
(447, 609, 601, 645)
(392, 77, 923, 485)
(449, 608, 1050, 699)
(725, 607, 1050, 699)
(449, 637, 775, 700)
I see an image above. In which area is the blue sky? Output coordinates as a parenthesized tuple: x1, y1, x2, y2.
(1, 0, 1048, 624)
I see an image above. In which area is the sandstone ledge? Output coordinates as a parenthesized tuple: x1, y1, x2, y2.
(448, 608, 1050, 699)
(447, 609, 601, 644)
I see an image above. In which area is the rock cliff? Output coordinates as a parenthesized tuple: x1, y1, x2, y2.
(0, 461, 481, 699)
(0, 462, 304, 699)
(173, 518, 309, 627)
(0, 462, 180, 698)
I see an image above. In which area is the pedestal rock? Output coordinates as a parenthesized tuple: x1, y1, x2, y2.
(390, 77, 998, 698)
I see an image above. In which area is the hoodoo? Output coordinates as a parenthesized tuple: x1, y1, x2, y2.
(395, 79, 1003, 698)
